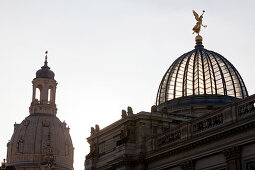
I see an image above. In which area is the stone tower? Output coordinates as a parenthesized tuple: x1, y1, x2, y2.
(7, 52, 74, 170)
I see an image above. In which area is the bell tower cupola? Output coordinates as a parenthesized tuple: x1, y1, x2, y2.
(29, 51, 58, 116)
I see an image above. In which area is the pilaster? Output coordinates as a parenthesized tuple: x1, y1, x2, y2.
(223, 146, 241, 170)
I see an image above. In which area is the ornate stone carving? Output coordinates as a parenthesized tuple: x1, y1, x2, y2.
(157, 130, 181, 146)
(127, 106, 133, 116)
(238, 101, 255, 116)
(223, 146, 240, 161)
(95, 124, 100, 132)
(122, 109, 127, 118)
(193, 113, 223, 133)
(90, 127, 95, 136)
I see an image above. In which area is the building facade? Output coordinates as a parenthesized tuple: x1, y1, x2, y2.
(85, 36, 255, 170)
(6, 54, 74, 170)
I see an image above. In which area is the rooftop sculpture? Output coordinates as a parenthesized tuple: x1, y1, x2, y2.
(192, 10, 207, 35)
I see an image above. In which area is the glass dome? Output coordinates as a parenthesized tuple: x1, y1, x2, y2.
(156, 39, 248, 106)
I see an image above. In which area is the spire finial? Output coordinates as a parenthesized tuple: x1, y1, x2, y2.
(45, 51, 48, 62)
(43, 51, 49, 68)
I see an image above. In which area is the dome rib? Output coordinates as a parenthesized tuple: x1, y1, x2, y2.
(224, 55, 247, 98)
(203, 50, 215, 95)
(215, 51, 236, 98)
(167, 57, 181, 100)
(163, 58, 178, 103)
(156, 45, 248, 107)
(200, 50, 206, 95)
(211, 51, 227, 95)
(205, 51, 217, 95)
(182, 52, 191, 97)
(192, 50, 197, 95)
(173, 53, 187, 99)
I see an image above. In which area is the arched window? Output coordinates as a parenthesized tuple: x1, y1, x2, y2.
(35, 85, 42, 102)
(48, 86, 54, 103)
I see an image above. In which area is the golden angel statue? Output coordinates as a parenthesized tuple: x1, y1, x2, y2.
(192, 10, 207, 35)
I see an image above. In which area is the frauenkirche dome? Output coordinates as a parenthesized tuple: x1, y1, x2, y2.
(7, 53, 74, 170)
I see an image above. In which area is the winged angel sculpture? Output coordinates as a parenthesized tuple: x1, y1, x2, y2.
(192, 10, 207, 35)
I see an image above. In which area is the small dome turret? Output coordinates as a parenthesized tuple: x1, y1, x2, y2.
(36, 51, 55, 79)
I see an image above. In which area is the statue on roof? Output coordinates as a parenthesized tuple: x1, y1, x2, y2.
(192, 10, 207, 35)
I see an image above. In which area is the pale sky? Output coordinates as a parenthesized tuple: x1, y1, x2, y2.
(1, 0, 255, 169)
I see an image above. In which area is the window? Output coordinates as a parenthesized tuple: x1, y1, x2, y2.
(17, 140, 23, 153)
(48, 86, 54, 103)
(35, 85, 42, 101)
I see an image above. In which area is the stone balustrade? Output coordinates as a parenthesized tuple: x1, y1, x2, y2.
(154, 94, 255, 148)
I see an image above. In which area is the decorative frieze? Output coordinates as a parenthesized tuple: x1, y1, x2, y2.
(157, 130, 181, 146)
(193, 113, 223, 133)
(238, 101, 255, 116)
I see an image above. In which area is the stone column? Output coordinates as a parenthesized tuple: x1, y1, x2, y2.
(223, 146, 241, 170)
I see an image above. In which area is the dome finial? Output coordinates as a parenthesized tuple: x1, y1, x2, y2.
(192, 10, 207, 44)
(195, 35, 204, 48)
(192, 10, 207, 48)
(44, 51, 48, 65)
(36, 51, 54, 79)
(43, 51, 49, 68)
(195, 35, 203, 43)
(192, 10, 207, 35)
